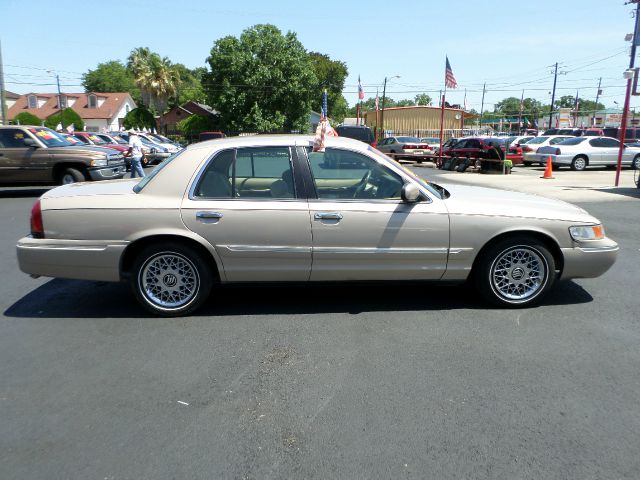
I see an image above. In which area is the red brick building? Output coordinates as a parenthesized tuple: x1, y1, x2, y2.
(158, 101, 218, 134)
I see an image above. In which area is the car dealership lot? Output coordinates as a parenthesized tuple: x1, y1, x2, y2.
(0, 169, 639, 479)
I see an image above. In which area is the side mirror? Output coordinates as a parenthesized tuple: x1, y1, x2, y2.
(23, 138, 38, 148)
(401, 183, 421, 203)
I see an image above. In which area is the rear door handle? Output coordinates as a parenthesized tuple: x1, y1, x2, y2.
(196, 211, 223, 221)
(314, 212, 343, 220)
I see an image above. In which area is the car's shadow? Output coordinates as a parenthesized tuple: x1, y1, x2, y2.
(4, 278, 593, 319)
(0, 187, 51, 198)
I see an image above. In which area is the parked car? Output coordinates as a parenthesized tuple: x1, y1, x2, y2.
(16, 135, 618, 315)
(503, 136, 536, 164)
(542, 128, 583, 136)
(441, 137, 506, 160)
(521, 136, 574, 165)
(534, 136, 640, 171)
(582, 128, 604, 137)
(433, 137, 459, 155)
(0, 126, 125, 184)
(335, 125, 376, 147)
(602, 127, 640, 142)
(116, 132, 171, 166)
(137, 132, 181, 154)
(71, 132, 129, 153)
(199, 131, 226, 142)
(377, 136, 434, 160)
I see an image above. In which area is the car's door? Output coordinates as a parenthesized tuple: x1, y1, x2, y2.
(0, 128, 47, 183)
(595, 137, 623, 165)
(181, 145, 312, 282)
(302, 146, 449, 281)
(587, 138, 607, 165)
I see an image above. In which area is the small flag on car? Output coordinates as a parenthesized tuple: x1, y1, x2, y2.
(313, 89, 337, 152)
(358, 75, 365, 100)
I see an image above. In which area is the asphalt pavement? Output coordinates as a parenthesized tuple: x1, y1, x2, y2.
(0, 167, 639, 479)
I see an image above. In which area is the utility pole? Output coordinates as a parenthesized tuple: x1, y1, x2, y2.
(56, 74, 62, 109)
(593, 77, 602, 126)
(380, 75, 399, 141)
(548, 62, 559, 129)
(0, 39, 7, 125)
(574, 89, 579, 127)
(615, 0, 640, 186)
(517, 89, 524, 133)
(479, 82, 486, 132)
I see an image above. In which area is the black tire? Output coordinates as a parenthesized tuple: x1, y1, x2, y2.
(570, 155, 587, 171)
(141, 155, 150, 167)
(58, 167, 86, 185)
(474, 236, 556, 308)
(523, 161, 532, 167)
(130, 242, 214, 316)
(632, 154, 640, 170)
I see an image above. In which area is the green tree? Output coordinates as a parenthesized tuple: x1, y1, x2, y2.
(82, 61, 140, 104)
(203, 24, 317, 132)
(308, 52, 348, 123)
(395, 99, 415, 107)
(44, 108, 84, 131)
(12, 112, 42, 126)
(123, 107, 156, 130)
(172, 64, 207, 106)
(176, 114, 218, 139)
(495, 97, 544, 120)
(414, 93, 432, 106)
(555, 95, 576, 109)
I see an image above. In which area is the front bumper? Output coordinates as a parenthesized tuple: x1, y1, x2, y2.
(88, 164, 126, 180)
(17, 236, 128, 282)
(560, 238, 619, 279)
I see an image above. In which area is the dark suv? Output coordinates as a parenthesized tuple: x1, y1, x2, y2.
(335, 125, 376, 147)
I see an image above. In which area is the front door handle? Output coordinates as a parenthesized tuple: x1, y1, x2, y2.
(196, 211, 223, 221)
(314, 212, 343, 221)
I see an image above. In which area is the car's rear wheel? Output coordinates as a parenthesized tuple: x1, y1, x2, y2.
(130, 243, 213, 316)
(632, 154, 640, 170)
(570, 156, 587, 171)
(474, 236, 556, 308)
(59, 167, 86, 185)
(523, 161, 532, 166)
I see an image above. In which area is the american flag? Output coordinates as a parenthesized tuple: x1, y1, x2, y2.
(445, 56, 457, 89)
(358, 75, 364, 100)
(321, 89, 328, 119)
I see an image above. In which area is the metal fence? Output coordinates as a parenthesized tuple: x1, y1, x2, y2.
(381, 128, 494, 140)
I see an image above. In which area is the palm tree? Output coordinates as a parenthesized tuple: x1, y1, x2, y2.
(127, 48, 178, 114)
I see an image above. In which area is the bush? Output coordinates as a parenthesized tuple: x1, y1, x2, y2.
(123, 107, 156, 130)
(176, 114, 218, 139)
(45, 108, 84, 131)
(12, 112, 42, 126)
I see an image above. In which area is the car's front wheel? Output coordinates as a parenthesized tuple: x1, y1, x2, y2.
(474, 236, 556, 308)
(632, 154, 640, 170)
(130, 242, 213, 316)
(59, 167, 86, 185)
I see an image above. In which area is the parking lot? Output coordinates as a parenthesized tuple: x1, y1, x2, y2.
(1, 167, 639, 479)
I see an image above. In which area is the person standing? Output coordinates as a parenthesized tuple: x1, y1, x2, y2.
(126, 130, 145, 178)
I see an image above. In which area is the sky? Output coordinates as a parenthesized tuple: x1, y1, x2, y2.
(1, 0, 638, 117)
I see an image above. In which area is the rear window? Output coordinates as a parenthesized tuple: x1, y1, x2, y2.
(557, 137, 588, 146)
(526, 137, 548, 144)
(335, 126, 374, 143)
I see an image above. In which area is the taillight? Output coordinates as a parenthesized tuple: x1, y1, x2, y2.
(371, 140, 377, 148)
(555, 148, 561, 156)
(402, 144, 417, 150)
(522, 146, 533, 152)
(30, 199, 44, 238)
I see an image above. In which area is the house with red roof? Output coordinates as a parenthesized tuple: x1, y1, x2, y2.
(7, 92, 136, 131)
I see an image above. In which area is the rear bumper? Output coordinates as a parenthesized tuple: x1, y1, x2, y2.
(560, 239, 619, 279)
(88, 164, 126, 180)
(17, 236, 127, 282)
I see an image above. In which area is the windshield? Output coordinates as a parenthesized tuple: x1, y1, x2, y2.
(133, 150, 185, 193)
(27, 128, 72, 147)
(368, 146, 445, 199)
(61, 134, 83, 146)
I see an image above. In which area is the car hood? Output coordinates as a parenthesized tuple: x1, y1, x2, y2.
(439, 183, 597, 223)
(43, 178, 139, 200)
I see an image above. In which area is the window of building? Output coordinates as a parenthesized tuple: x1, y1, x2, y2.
(59, 95, 67, 109)
(27, 95, 37, 109)
(88, 95, 97, 108)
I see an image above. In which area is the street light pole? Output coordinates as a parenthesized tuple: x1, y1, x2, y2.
(379, 75, 399, 141)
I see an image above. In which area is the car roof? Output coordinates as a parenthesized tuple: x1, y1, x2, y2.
(188, 134, 371, 152)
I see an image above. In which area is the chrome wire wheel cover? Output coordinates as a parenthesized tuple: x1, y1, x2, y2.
(139, 252, 199, 310)
(490, 246, 547, 302)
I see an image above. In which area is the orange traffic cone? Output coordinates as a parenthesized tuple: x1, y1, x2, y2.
(541, 155, 554, 179)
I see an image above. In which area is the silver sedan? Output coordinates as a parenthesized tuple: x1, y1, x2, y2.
(17, 135, 618, 316)
(534, 136, 640, 170)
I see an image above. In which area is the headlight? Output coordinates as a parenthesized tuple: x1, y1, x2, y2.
(569, 224, 605, 241)
(91, 158, 108, 167)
